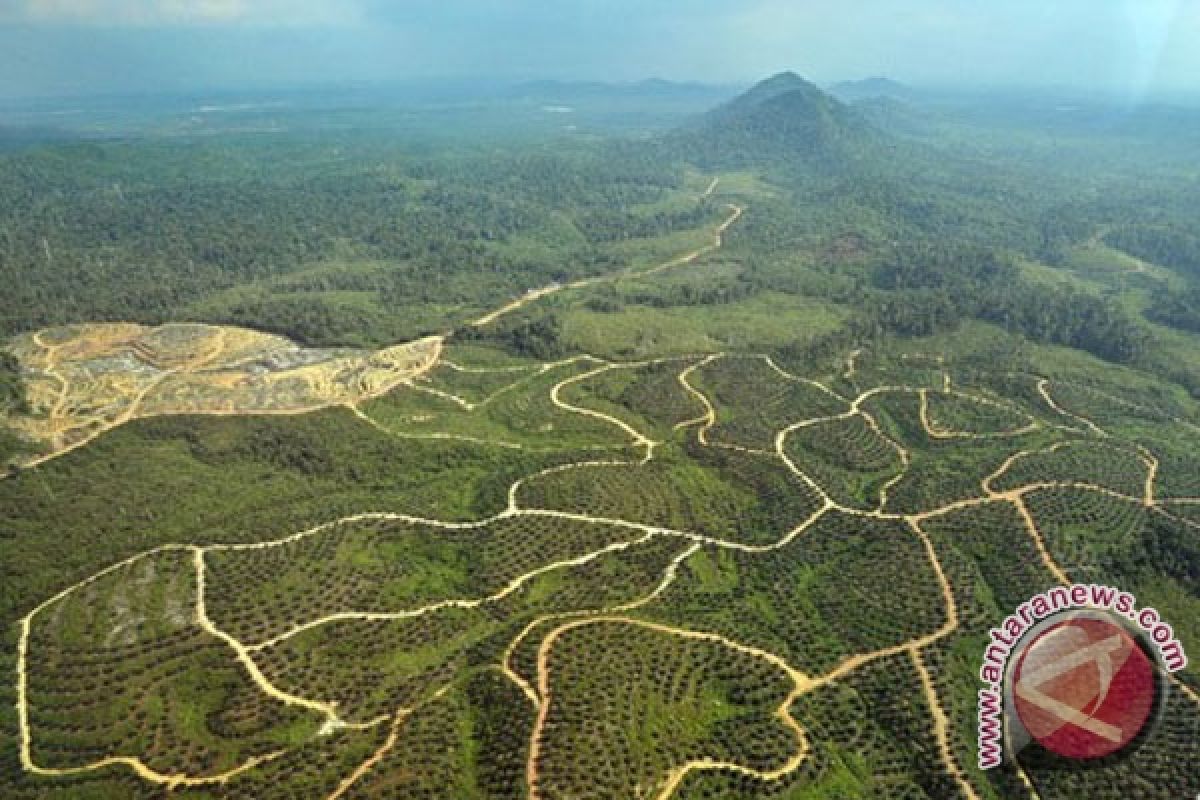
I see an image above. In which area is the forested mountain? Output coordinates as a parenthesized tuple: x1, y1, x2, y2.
(667, 72, 882, 172)
(653, 76, 1157, 373)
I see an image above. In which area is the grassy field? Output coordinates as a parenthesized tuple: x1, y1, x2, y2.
(560, 291, 849, 358)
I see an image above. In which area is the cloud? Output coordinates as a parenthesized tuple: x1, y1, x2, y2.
(6, 0, 360, 26)
(1, 0, 1198, 97)
(708, 0, 1200, 90)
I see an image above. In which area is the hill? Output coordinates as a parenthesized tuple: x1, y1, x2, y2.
(828, 76, 916, 103)
(666, 71, 883, 173)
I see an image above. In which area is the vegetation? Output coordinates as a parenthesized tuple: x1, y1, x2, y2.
(0, 350, 30, 464)
(535, 621, 797, 799)
(1146, 286, 1200, 333)
(206, 515, 642, 645)
(336, 673, 533, 800)
(3, 72, 1200, 799)
(781, 415, 905, 509)
(25, 551, 321, 776)
(0, 140, 703, 346)
(692, 356, 845, 451)
(635, 511, 946, 674)
(1106, 225, 1200, 278)
(0, 351, 24, 415)
(516, 440, 825, 546)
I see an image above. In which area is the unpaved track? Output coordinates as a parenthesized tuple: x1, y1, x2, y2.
(525, 615, 813, 800)
(919, 387, 1039, 440)
(6, 183, 735, 469)
(245, 532, 659, 652)
(13, 545, 294, 788)
(21, 329, 183, 468)
(469, 185, 741, 328)
(192, 548, 359, 727)
(14, 187, 1199, 800)
(29, 331, 70, 447)
(912, 649, 981, 800)
(11, 331, 444, 471)
(636, 203, 743, 279)
(470, 285, 572, 328)
(325, 710, 409, 800)
(674, 354, 723, 442)
(18, 344, 1194, 798)
(548, 363, 658, 458)
(757, 353, 846, 402)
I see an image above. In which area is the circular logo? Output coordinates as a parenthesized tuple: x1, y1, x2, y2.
(1012, 615, 1156, 760)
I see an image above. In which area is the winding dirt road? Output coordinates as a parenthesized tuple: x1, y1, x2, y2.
(12, 180, 1199, 800)
(468, 198, 743, 328)
(17, 345, 1197, 799)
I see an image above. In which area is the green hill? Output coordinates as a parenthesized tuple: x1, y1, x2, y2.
(668, 71, 883, 172)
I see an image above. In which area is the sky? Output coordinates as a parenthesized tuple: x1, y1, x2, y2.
(1, 0, 1198, 100)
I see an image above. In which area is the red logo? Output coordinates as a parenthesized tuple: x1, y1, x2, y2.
(1012, 615, 1156, 760)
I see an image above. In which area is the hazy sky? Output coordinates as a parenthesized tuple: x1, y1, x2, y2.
(1, 0, 1198, 99)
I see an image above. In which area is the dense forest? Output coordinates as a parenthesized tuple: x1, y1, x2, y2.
(864, 243, 1147, 362)
(1106, 225, 1200, 277)
(0, 139, 703, 345)
(1147, 287, 1200, 333)
(0, 350, 27, 464)
(0, 352, 22, 414)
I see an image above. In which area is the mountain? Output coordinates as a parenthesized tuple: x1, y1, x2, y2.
(828, 76, 916, 103)
(667, 71, 884, 173)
